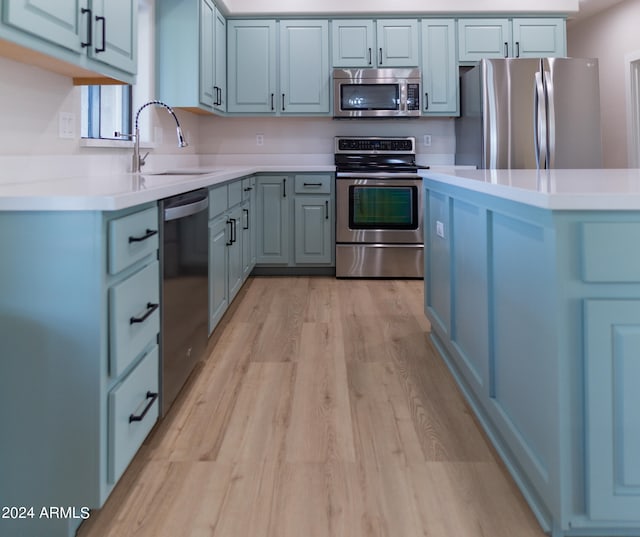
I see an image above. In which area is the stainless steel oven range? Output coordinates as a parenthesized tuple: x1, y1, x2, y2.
(335, 136, 426, 278)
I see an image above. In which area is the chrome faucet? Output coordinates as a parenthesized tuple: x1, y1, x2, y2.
(117, 100, 188, 173)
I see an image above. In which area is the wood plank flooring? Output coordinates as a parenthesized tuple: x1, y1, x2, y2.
(78, 276, 546, 537)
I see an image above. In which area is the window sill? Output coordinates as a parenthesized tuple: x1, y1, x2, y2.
(79, 138, 157, 150)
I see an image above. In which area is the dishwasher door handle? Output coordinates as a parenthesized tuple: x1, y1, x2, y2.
(163, 196, 208, 221)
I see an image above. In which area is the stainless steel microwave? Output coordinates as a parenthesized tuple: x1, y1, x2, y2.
(333, 68, 422, 118)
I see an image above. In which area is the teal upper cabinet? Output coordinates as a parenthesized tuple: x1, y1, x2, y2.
(1, 0, 137, 81)
(331, 19, 419, 68)
(280, 20, 329, 114)
(227, 19, 277, 113)
(157, 0, 226, 114)
(227, 19, 329, 115)
(420, 19, 458, 116)
(512, 18, 566, 58)
(214, 7, 226, 112)
(88, 0, 136, 74)
(458, 18, 566, 62)
(3, 0, 83, 52)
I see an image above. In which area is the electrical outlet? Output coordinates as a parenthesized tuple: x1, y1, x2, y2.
(256, 134, 264, 146)
(423, 134, 432, 147)
(436, 220, 445, 238)
(58, 112, 75, 139)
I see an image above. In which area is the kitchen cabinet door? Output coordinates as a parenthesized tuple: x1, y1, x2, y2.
(3, 0, 83, 52)
(331, 19, 375, 67)
(458, 19, 512, 62)
(584, 299, 640, 522)
(421, 19, 458, 115)
(227, 204, 244, 303)
(512, 18, 566, 58)
(88, 0, 137, 74)
(294, 196, 332, 264)
(256, 176, 290, 264)
(279, 20, 330, 114)
(213, 6, 227, 112)
(227, 20, 277, 113)
(199, 0, 216, 109)
(376, 19, 419, 67)
(208, 215, 229, 334)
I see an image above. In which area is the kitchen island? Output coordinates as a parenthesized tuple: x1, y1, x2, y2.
(420, 168, 640, 537)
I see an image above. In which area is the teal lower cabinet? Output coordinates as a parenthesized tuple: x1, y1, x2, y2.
(423, 178, 640, 536)
(256, 173, 334, 270)
(0, 204, 160, 537)
(208, 176, 255, 335)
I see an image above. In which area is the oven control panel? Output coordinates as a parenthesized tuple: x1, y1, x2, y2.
(335, 137, 415, 154)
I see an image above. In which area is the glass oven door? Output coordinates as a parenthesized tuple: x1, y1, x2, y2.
(336, 178, 423, 244)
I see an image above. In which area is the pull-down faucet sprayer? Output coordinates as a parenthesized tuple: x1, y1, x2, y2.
(116, 100, 188, 173)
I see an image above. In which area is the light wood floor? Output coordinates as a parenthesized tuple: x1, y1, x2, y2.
(78, 276, 546, 537)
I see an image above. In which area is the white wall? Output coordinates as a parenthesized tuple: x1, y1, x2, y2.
(197, 116, 455, 164)
(568, 0, 640, 167)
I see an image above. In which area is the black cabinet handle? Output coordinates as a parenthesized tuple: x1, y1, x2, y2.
(368, 47, 372, 65)
(271, 93, 275, 111)
(504, 41, 509, 58)
(243, 186, 253, 192)
(81, 8, 92, 48)
(226, 219, 233, 246)
(379, 47, 383, 65)
(130, 302, 159, 324)
(129, 391, 158, 423)
(232, 218, 237, 243)
(515, 41, 520, 58)
(325, 200, 329, 220)
(243, 208, 249, 230)
(303, 182, 322, 187)
(95, 15, 106, 53)
(129, 228, 158, 243)
(283, 178, 287, 198)
(282, 93, 285, 111)
(424, 92, 429, 111)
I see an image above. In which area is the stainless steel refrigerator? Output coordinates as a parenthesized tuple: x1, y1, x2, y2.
(455, 58, 602, 169)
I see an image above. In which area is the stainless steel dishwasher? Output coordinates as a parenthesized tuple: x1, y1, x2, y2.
(159, 188, 209, 416)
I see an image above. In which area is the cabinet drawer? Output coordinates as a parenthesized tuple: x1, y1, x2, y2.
(108, 346, 159, 484)
(294, 174, 332, 194)
(581, 222, 640, 282)
(209, 184, 228, 219)
(109, 261, 160, 377)
(228, 179, 243, 207)
(108, 207, 159, 274)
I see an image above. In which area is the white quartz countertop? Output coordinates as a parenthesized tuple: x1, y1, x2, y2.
(0, 165, 335, 211)
(420, 168, 640, 210)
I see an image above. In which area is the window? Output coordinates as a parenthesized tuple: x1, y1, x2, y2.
(81, 85, 132, 140)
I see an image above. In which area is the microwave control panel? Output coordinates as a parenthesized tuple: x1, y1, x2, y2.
(407, 84, 420, 111)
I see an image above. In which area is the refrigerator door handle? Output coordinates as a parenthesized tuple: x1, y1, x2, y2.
(543, 69, 555, 169)
(534, 71, 548, 169)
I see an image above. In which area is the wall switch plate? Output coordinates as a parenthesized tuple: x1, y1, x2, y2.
(58, 112, 75, 139)
(436, 220, 445, 238)
(423, 134, 432, 147)
(256, 134, 264, 146)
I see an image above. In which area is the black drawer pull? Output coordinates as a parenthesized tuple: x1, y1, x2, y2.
(81, 8, 92, 48)
(129, 391, 158, 423)
(303, 182, 323, 187)
(128, 228, 158, 243)
(130, 302, 159, 324)
(243, 186, 253, 192)
(95, 15, 106, 53)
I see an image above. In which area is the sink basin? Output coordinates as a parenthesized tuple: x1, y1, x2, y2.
(146, 169, 219, 176)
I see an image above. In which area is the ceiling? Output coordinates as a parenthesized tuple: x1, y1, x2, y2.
(573, 0, 627, 20)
